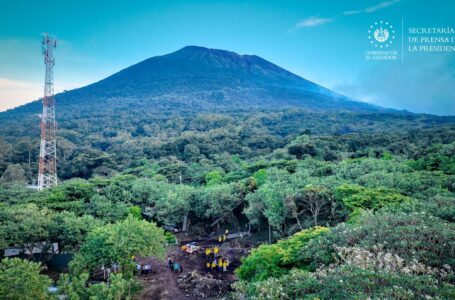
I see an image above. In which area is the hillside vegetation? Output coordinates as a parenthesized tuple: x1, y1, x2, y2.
(0, 46, 454, 299)
(1, 124, 455, 298)
(2, 46, 454, 183)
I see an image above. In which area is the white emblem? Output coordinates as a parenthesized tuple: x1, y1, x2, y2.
(368, 21, 395, 49)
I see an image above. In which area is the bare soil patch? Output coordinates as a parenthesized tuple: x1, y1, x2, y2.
(136, 235, 247, 300)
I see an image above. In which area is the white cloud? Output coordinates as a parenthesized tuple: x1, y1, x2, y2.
(295, 17, 334, 28)
(342, 10, 362, 16)
(0, 78, 42, 112)
(0, 77, 87, 112)
(342, 0, 400, 15)
(0, 78, 38, 89)
(332, 54, 455, 116)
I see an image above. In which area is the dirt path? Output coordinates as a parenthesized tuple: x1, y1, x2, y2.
(136, 255, 190, 300)
(136, 242, 241, 300)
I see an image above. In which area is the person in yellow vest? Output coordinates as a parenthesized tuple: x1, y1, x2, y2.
(214, 246, 219, 255)
(223, 259, 228, 272)
(218, 236, 222, 243)
(211, 260, 216, 269)
(218, 258, 223, 271)
(205, 248, 212, 257)
(206, 261, 211, 271)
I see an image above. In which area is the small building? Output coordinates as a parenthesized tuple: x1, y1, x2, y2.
(4, 242, 59, 257)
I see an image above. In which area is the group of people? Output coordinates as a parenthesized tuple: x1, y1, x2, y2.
(206, 257, 229, 272)
(205, 246, 220, 259)
(132, 255, 153, 275)
(218, 229, 229, 243)
(136, 263, 152, 274)
(167, 256, 183, 273)
(101, 262, 120, 279)
(135, 229, 231, 278)
(203, 229, 230, 272)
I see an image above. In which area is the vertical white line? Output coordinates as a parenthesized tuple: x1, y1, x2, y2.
(402, 18, 404, 62)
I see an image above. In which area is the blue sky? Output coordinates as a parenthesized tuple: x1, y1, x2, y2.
(1, 0, 454, 114)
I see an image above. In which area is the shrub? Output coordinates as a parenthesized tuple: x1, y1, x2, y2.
(58, 272, 140, 299)
(236, 227, 328, 282)
(236, 243, 286, 283)
(420, 195, 455, 223)
(128, 205, 142, 219)
(239, 266, 455, 300)
(334, 184, 413, 220)
(409, 142, 455, 175)
(336, 184, 413, 210)
(300, 211, 455, 270)
(164, 232, 177, 245)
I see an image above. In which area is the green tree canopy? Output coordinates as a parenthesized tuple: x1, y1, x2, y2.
(50, 212, 103, 253)
(236, 227, 329, 283)
(0, 164, 27, 184)
(0, 204, 52, 255)
(0, 258, 52, 300)
(70, 215, 166, 277)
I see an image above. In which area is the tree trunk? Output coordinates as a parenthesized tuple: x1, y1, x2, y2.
(295, 215, 303, 230)
(182, 214, 188, 232)
(268, 222, 272, 244)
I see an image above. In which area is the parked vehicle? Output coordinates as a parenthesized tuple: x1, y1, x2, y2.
(182, 242, 200, 254)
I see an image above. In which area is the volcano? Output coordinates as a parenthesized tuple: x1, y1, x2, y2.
(2, 46, 385, 117)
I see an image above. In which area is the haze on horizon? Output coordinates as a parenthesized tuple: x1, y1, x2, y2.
(1, 0, 454, 115)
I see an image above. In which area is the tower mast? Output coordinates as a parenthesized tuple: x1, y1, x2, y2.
(38, 34, 57, 190)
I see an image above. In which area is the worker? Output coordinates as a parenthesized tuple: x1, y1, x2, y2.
(225, 229, 229, 235)
(167, 257, 174, 270)
(143, 264, 151, 274)
(173, 262, 180, 273)
(218, 236, 222, 243)
(211, 260, 216, 270)
(132, 255, 136, 261)
(223, 260, 228, 272)
(205, 248, 212, 257)
(136, 263, 142, 274)
(214, 246, 219, 255)
(206, 261, 211, 271)
(218, 258, 223, 271)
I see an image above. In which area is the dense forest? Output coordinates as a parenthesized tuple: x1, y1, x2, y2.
(1, 106, 455, 184)
(1, 46, 455, 299)
(1, 117, 454, 298)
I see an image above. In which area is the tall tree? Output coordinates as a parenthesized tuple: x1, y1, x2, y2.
(0, 164, 27, 184)
(70, 216, 166, 278)
(0, 258, 52, 300)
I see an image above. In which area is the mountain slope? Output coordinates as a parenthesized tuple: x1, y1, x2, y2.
(72, 45, 382, 111)
(2, 46, 455, 182)
(3, 46, 383, 116)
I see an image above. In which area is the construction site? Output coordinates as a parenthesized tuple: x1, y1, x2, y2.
(135, 230, 251, 300)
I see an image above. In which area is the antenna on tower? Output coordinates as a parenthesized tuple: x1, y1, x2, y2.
(37, 33, 58, 190)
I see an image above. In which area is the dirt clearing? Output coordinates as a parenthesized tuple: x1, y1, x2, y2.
(136, 238, 246, 299)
